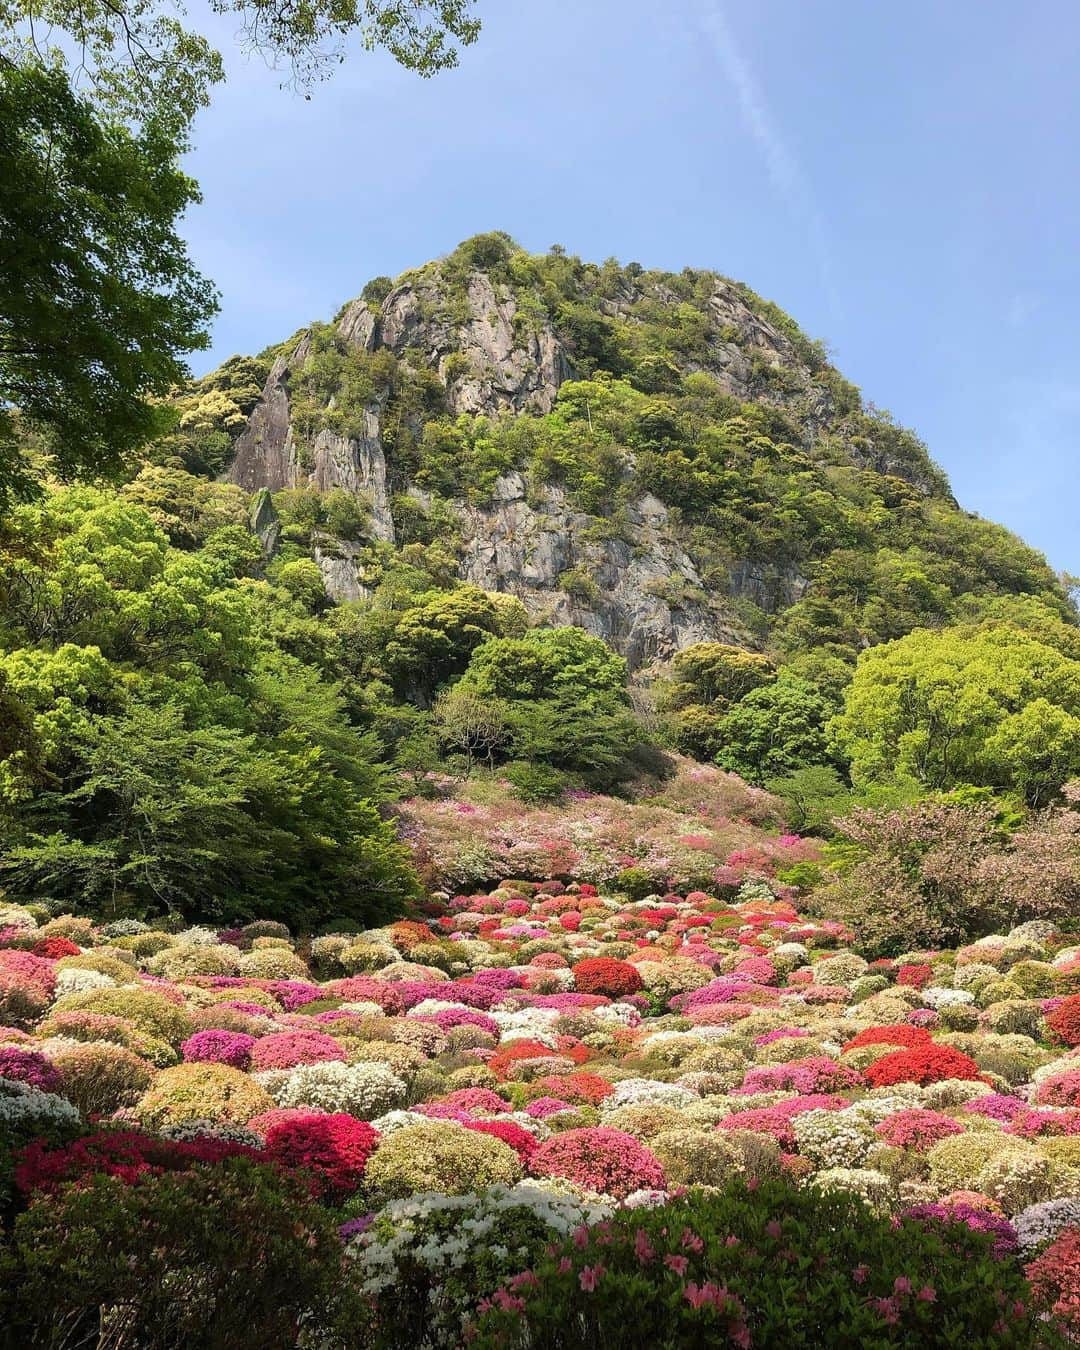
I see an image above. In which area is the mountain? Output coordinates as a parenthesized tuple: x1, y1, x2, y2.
(160, 232, 1066, 671)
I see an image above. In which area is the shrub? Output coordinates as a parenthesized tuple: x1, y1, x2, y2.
(181, 1029, 257, 1070)
(863, 1045, 984, 1088)
(1025, 1227, 1080, 1339)
(1046, 995, 1080, 1047)
(345, 1185, 610, 1350)
(50, 1042, 152, 1116)
(249, 1030, 346, 1071)
(134, 1063, 274, 1128)
(572, 959, 644, 998)
(13, 1130, 260, 1197)
(264, 1112, 379, 1200)
(0, 1159, 350, 1347)
(52, 988, 194, 1046)
(0, 1048, 62, 1095)
(365, 1121, 522, 1200)
(530, 1127, 664, 1199)
(470, 1179, 1051, 1348)
(273, 1061, 407, 1119)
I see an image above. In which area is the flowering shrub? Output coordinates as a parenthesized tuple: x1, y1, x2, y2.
(365, 1121, 522, 1200)
(13, 1130, 260, 1196)
(345, 1185, 611, 1349)
(863, 1045, 984, 1088)
(134, 1063, 274, 1128)
(272, 1061, 406, 1119)
(530, 1127, 665, 1200)
(49, 1042, 152, 1116)
(181, 1029, 257, 1070)
(1025, 1227, 1080, 1338)
(471, 1180, 1047, 1348)
(571, 959, 643, 998)
(263, 1113, 378, 1200)
(1046, 995, 1080, 1047)
(874, 1109, 966, 1153)
(0, 1048, 62, 1095)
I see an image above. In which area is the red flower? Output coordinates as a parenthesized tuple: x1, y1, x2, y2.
(571, 958, 644, 998)
(864, 1044, 983, 1088)
(264, 1113, 379, 1200)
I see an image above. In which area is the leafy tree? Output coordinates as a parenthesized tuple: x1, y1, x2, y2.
(0, 62, 217, 508)
(383, 586, 504, 701)
(456, 627, 643, 784)
(713, 671, 835, 784)
(665, 642, 775, 709)
(764, 765, 853, 835)
(831, 607, 1080, 803)
(433, 687, 511, 773)
(0, 486, 416, 925)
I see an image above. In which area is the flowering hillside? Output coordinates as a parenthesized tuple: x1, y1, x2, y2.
(397, 757, 815, 894)
(1, 877, 1078, 1345)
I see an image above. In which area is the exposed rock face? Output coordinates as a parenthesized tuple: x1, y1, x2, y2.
(221, 255, 906, 665)
(455, 474, 744, 668)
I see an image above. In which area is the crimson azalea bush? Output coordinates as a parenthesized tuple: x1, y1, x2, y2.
(470, 1180, 1059, 1348)
(263, 1112, 378, 1200)
(863, 1045, 984, 1088)
(1046, 995, 1080, 1047)
(570, 959, 644, 998)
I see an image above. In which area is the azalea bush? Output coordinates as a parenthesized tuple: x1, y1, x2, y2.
(469, 1179, 1058, 1348)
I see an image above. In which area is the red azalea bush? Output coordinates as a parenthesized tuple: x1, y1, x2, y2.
(571, 959, 644, 998)
(1025, 1226, 1080, 1339)
(863, 1044, 984, 1088)
(263, 1112, 378, 1200)
(1046, 995, 1080, 1047)
(530, 1127, 664, 1199)
(32, 937, 82, 959)
(897, 964, 933, 989)
(14, 1131, 260, 1197)
(533, 1072, 615, 1107)
(842, 1025, 933, 1053)
(465, 1118, 539, 1163)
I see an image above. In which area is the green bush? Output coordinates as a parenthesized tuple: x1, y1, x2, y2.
(0, 1159, 352, 1348)
(471, 1179, 1058, 1348)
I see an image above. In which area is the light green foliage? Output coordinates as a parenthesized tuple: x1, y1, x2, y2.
(832, 603, 1080, 802)
(0, 486, 416, 926)
(713, 670, 837, 784)
(456, 627, 642, 784)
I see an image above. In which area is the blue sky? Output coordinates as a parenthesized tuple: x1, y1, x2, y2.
(182, 0, 1080, 575)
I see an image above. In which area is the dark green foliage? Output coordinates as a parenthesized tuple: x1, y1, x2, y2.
(0, 1159, 353, 1348)
(472, 1179, 1060, 1349)
(0, 62, 217, 509)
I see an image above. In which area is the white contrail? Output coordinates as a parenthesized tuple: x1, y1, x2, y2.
(696, 2, 838, 312)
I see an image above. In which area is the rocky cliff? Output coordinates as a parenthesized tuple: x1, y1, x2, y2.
(205, 233, 1056, 670)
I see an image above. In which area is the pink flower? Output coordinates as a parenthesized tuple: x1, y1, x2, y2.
(634, 1229, 655, 1265)
(557, 1258, 572, 1274)
(893, 1277, 912, 1296)
(665, 1254, 689, 1276)
(764, 1220, 782, 1239)
(917, 1286, 936, 1303)
(579, 1264, 605, 1292)
(681, 1228, 704, 1254)
(852, 1265, 870, 1285)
